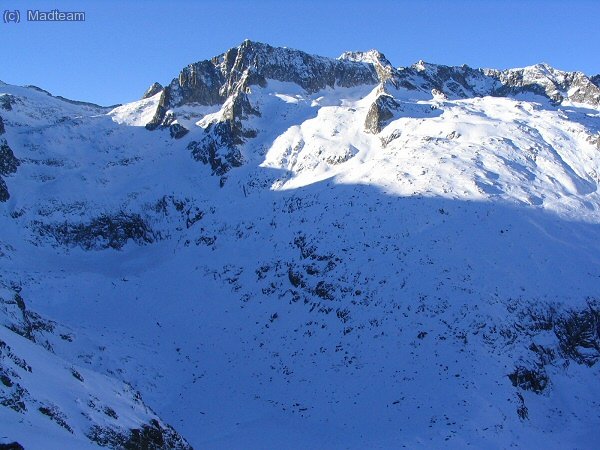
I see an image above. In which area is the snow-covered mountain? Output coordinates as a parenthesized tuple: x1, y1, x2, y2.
(1, 40, 600, 449)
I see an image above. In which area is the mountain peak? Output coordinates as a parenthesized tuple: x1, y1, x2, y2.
(141, 42, 600, 135)
(339, 49, 391, 66)
(144, 41, 381, 129)
(142, 82, 163, 99)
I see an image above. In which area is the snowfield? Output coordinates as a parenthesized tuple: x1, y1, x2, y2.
(1, 41, 599, 449)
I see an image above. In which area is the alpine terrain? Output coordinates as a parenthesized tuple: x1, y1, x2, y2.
(1, 40, 600, 449)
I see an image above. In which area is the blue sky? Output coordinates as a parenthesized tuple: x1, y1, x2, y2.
(2, 0, 599, 106)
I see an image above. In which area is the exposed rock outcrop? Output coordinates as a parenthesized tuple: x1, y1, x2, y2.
(87, 419, 192, 450)
(0, 140, 19, 176)
(33, 212, 155, 250)
(407, 61, 493, 98)
(365, 93, 400, 134)
(145, 89, 171, 131)
(187, 121, 244, 179)
(0, 179, 9, 203)
(0, 95, 16, 111)
(142, 82, 164, 99)
(0, 137, 18, 202)
(0, 292, 56, 345)
(145, 40, 380, 135)
(397, 60, 600, 107)
(169, 123, 189, 139)
(168, 39, 379, 108)
(486, 64, 600, 106)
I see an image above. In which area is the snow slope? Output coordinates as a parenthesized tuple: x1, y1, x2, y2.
(1, 41, 600, 449)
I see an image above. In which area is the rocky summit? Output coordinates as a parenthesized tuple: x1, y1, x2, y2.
(1, 41, 600, 449)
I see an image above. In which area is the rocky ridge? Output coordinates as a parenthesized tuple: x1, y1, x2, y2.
(141, 41, 600, 182)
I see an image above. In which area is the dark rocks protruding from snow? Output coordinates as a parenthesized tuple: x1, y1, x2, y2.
(0, 95, 15, 111)
(0, 442, 24, 450)
(486, 64, 600, 106)
(0, 116, 5, 135)
(0, 138, 18, 202)
(169, 123, 189, 139)
(145, 89, 170, 131)
(144, 91, 189, 139)
(591, 75, 600, 88)
(365, 94, 400, 134)
(408, 61, 493, 98)
(143, 82, 164, 99)
(187, 121, 244, 178)
(0, 140, 19, 176)
(509, 366, 549, 393)
(87, 419, 192, 450)
(555, 303, 600, 367)
(33, 212, 155, 250)
(0, 292, 56, 344)
(0, 178, 9, 202)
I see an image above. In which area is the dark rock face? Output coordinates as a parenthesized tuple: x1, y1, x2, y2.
(406, 62, 493, 98)
(168, 40, 379, 109)
(509, 366, 549, 393)
(87, 419, 193, 450)
(187, 121, 244, 178)
(0, 95, 15, 111)
(0, 116, 5, 135)
(0, 178, 8, 202)
(0, 140, 19, 176)
(506, 300, 600, 407)
(145, 89, 171, 131)
(173, 59, 226, 107)
(365, 94, 400, 134)
(555, 304, 600, 366)
(339, 50, 395, 84)
(399, 61, 600, 107)
(0, 139, 18, 202)
(0, 337, 32, 415)
(169, 123, 188, 139)
(591, 75, 600, 88)
(147, 40, 380, 133)
(38, 404, 74, 433)
(0, 443, 24, 450)
(142, 82, 164, 99)
(33, 212, 155, 250)
(559, 72, 600, 105)
(184, 85, 259, 179)
(1, 292, 55, 344)
(486, 64, 600, 106)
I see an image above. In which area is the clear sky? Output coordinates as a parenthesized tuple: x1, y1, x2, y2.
(2, 0, 599, 106)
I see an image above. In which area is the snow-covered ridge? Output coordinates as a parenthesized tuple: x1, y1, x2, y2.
(135, 40, 600, 142)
